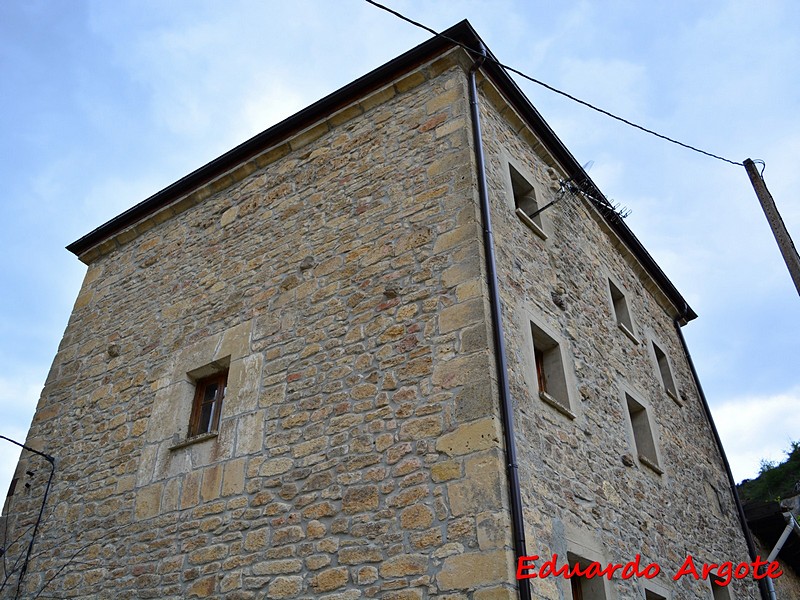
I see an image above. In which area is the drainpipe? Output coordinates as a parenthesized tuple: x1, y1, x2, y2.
(467, 46, 532, 600)
(763, 512, 800, 600)
(672, 311, 770, 600)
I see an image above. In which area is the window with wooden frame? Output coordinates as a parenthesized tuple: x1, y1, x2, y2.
(188, 370, 228, 437)
(567, 553, 607, 600)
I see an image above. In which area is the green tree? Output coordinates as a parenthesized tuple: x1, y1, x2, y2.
(738, 441, 800, 504)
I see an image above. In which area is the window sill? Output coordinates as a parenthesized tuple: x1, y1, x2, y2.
(169, 431, 218, 451)
(638, 454, 663, 475)
(516, 208, 547, 240)
(539, 391, 576, 419)
(665, 387, 682, 406)
(617, 322, 638, 344)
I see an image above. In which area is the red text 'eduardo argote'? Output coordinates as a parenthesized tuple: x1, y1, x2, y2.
(517, 554, 783, 587)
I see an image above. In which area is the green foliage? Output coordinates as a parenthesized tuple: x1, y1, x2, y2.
(738, 441, 800, 504)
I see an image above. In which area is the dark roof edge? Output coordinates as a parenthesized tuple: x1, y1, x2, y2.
(66, 21, 471, 257)
(66, 20, 696, 321)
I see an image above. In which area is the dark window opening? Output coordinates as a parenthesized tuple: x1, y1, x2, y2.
(653, 342, 678, 400)
(609, 279, 634, 337)
(531, 322, 569, 411)
(626, 393, 661, 472)
(510, 165, 544, 231)
(189, 371, 228, 437)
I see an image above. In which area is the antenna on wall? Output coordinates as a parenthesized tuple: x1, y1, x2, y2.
(528, 161, 595, 219)
(558, 160, 632, 221)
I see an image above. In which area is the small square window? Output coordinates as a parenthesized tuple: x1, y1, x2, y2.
(608, 279, 636, 341)
(652, 341, 678, 401)
(510, 165, 546, 239)
(645, 589, 667, 600)
(189, 371, 228, 437)
(625, 393, 661, 473)
(531, 322, 573, 417)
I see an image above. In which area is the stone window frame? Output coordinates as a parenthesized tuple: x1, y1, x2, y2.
(518, 306, 579, 419)
(709, 576, 735, 600)
(619, 384, 664, 475)
(643, 580, 672, 600)
(137, 320, 259, 487)
(648, 336, 680, 405)
(605, 273, 638, 344)
(561, 526, 612, 600)
(501, 152, 548, 241)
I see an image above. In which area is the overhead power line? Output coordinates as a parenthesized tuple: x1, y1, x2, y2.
(365, 0, 743, 167)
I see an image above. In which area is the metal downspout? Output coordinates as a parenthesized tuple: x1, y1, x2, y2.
(467, 48, 532, 600)
(763, 512, 800, 600)
(672, 311, 770, 600)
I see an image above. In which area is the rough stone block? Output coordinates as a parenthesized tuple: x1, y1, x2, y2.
(222, 458, 246, 496)
(342, 485, 379, 514)
(267, 576, 303, 599)
(447, 452, 503, 516)
(400, 504, 434, 529)
(436, 418, 501, 456)
(310, 566, 348, 592)
(439, 298, 485, 334)
(380, 554, 428, 578)
(399, 416, 442, 441)
(200, 464, 223, 503)
(437, 549, 511, 590)
(134, 482, 162, 520)
(432, 352, 490, 389)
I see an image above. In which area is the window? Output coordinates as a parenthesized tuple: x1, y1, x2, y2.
(652, 341, 678, 401)
(510, 164, 546, 239)
(710, 578, 732, 600)
(567, 553, 606, 600)
(608, 279, 636, 341)
(625, 393, 662, 473)
(188, 370, 228, 437)
(531, 321, 573, 417)
(645, 589, 668, 600)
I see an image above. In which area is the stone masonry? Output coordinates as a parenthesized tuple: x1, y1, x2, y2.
(2, 23, 761, 600)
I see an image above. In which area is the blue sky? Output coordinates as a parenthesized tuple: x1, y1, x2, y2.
(1, 0, 798, 496)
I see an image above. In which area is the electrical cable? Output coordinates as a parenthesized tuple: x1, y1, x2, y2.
(0, 436, 55, 600)
(365, 0, 744, 167)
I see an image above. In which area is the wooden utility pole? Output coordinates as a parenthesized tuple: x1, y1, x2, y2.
(743, 158, 800, 296)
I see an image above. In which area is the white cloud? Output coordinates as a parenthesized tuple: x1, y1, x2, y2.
(712, 389, 800, 482)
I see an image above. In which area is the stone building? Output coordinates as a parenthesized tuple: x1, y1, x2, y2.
(2, 21, 766, 600)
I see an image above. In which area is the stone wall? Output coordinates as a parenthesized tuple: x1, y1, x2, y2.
(477, 73, 760, 600)
(2, 44, 765, 600)
(2, 53, 519, 599)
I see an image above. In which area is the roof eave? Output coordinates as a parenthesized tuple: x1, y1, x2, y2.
(65, 19, 696, 321)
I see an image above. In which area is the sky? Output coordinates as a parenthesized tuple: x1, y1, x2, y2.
(1, 0, 798, 498)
